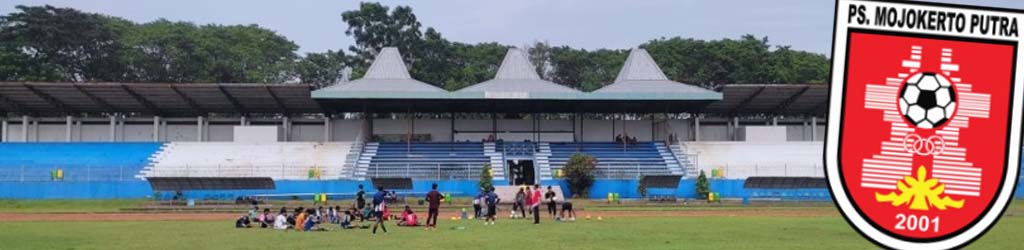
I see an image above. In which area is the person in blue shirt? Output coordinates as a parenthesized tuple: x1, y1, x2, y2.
(371, 186, 389, 234)
(484, 187, 500, 225)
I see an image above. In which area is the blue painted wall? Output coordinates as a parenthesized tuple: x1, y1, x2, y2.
(0, 177, 1018, 200)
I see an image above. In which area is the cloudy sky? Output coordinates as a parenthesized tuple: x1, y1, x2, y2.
(3, 0, 1023, 55)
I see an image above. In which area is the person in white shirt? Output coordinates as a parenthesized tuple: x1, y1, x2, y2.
(273, 209, 289, 230)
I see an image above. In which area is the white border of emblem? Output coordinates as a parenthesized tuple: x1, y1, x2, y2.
(827, 0, 1023, 249)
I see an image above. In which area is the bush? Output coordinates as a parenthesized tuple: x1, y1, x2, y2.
(479, 163, 493, 191)
(563, 153, 597, 198)
(696, 170, 710, 199)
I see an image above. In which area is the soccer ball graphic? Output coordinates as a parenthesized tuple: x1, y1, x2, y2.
(898, 72, 957, 129)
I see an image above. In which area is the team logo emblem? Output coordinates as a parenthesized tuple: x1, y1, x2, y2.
(828, 1, 1023, 249)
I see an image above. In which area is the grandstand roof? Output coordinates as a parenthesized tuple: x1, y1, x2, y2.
(0, 82, 827, 116)
(313, 47, 447, 99)
(455, 48, 581, 97)
(703, 84, 829, 116)
(0, 82, 321, 116)
(594, 49, 721, 98)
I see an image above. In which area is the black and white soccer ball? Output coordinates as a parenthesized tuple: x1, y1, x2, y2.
(898, 72, 957, 129)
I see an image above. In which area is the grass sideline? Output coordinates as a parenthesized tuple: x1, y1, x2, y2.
(0, 200, 148, 213)
(0, 215, 1021, 250)
(0, 200, 1021, 249)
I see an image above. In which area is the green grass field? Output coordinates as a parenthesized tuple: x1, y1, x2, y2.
(0, 200, 1020, 250)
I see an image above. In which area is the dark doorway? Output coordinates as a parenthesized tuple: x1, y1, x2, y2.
(507, 160, 535, 186)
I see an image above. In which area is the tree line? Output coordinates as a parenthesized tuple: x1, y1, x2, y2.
(0, 3, 830, 91)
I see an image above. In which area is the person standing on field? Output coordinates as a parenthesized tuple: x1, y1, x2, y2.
(425, 183, 444, 230)
(371, 186, 389, 234)
(531, 184, 542, 224)
(545, 186, 557, 218)
(356, 184, 367, 222)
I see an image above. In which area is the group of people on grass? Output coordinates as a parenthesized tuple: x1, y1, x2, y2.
(235, 182, 577, 232)
(235, 183, 446, 234)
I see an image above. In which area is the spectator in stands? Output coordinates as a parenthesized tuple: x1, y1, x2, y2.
(259, 208, 272, 228)
(356, 184, 367, 221)
(531, 184, 542, 224)
(424, 183, 444, 230)
(397, 205, 419, 227)
(473, 190, 483, 219)
(274, 208, 290, 230)
(484, 187, 499, 225)
(545, 186, 558, 218)
(512, 187, 526, 219)
(560, 201, 576, 221)
(235, 214, 252, 228)
(615, 134, 623, 143)
(371, 186, 389, 234)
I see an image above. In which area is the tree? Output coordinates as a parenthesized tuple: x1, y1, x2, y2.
(0, 5, 130, 81)
(342, 2, 423, 75)
(295, 50, 350, 89)
(120, 20, 299, 83)
(478, 163, 493, 192)
(696, 170, 710, 200)
(563, 153, 597, 198)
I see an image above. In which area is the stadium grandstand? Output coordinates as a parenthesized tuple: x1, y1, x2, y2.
(0, 46, 898, 200)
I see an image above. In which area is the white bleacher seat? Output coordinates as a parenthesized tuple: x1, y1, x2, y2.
(140, 142, 353, 180)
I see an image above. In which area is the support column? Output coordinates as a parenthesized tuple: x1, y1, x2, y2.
(153, 116, 160, 142)
(323, 115, 331, 142)
(733, 117, 740, 141)
(1, 119, 7, 142)
(571, 113, 577, 142)
(282, 116, 290, 142)
(449, 113, 455, 142)
(75, 120, 82, 141)
(109, 115, 116, 142)
(491, 113, 497, 139)
(160, 121, 167, 141)
(811, 116, 818, 141)
(21, 115, 29, 142)
(196, 116, 204, 142)
(32, 120, 38, 142)
(694, 116, 701, 142)
(65, 116, 73, 142)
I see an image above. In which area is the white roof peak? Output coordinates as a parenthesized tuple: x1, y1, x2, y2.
(363, 47, 412, 80)
(614, 48, 669, 83)
(494, 48, 541, 80)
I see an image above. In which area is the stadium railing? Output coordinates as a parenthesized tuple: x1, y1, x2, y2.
(0, 166, 139, 182)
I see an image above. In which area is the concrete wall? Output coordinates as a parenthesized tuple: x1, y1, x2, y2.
(683, 141, 824, 178)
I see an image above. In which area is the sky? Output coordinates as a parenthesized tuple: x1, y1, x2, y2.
(2, 0, 1024, 55)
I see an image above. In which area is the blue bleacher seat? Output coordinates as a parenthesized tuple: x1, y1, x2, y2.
(548, 142, 672, 178)
(0, 142, 163, 181)
(367, 142, 490, 179)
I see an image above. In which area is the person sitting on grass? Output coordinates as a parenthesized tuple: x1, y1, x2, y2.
(274, 208, 290, 230)
(339, 210, 354, 229)
(304, 208, 323, 231)
(235, 214, 252, 228)
(259, 208, 273, 228)
(397, 205, 419, 227)
(295, 207, 307, 232)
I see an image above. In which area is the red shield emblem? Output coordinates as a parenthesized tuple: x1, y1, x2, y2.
(828, 1, 1023, 249)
